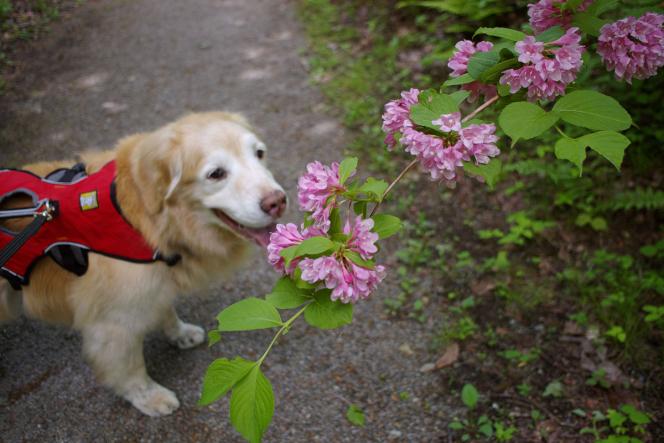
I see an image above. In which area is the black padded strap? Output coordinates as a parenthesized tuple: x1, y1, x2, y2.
(0, 216, 46, 268)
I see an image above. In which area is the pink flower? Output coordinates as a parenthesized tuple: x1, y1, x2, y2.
(447, 40, 497, 103)
(528, 0, 593, 34)
(297, 161, 348, 229)
(459, 124, 500, 164)
(515, 36, 545, 64)
(381, 88, 420, 149)
(500, 28, 584, 101)
(299, 256, 386, 303)
(344, 216, 379, 260)
(401, 118, 500, 181)
(432, 112, 462, 133)
(267, 223, 324, 274)
(597, 13, 664, 83)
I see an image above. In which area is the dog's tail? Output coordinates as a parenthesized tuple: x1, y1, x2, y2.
(0, 280, 22, 323)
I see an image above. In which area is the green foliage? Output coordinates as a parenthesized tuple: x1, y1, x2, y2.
(372, 214, 403, 238)
(580, 404, 651, 442)
(200, 358, 255, 406)
(304, 290, 353, 329)
(499, 102, 559, 146)
(552, 90, 632, 132)
(397, 0, 510, 20)
(410, 90, 459, 130)
(230, 365, 275, 443)
(542, 380, 564, 398)
(554, 131, 630, 174)
(600, 187, 664, 211)
(265, 277, 311, 309)
(346, 404, 365, 426)
(217, 298, 283, 332)
(461, 383, 479, 409)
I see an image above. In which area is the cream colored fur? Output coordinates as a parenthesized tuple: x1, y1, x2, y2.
(0, 112, 285, 416)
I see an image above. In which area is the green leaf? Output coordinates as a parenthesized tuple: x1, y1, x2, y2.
(552, 90, 632, 131)
(230, 365, 274, 443)
(207, 330, 222, 347)
(535, 26, 564, 42)
(450, 90, 471, 106)
(572, 12, 608, 36)
(199, 357, 255, 406)
(443, 73, 474, 87)
(359, 177, 389, 201)
(461, 384, 479, 409)
(474, 27, 527, 41)
(579, 130, 630, 171)
(344, 250, 375, 269)
(620, 404, 651, 425)
(554, 131, 630, 174)
(338, 157, 358, 185)
(410, 90, 459, 131)
(353, 201, 368, 217)
(265, 277, 311, 309)
(467, 50, 500, 79)
(281, 236, 337, 268)
(463, 159, 502, 190)
(371, 214, 403, 239)
(304, 290, 353, 329)
(543, 380, 564, 398)
(479, 58, 520, 83)
(346, 404, 366, 427)
(217, 298, 283, 331)
(585, 0, 619, 16)
(554, 137, 586, 175)
(328, 207, 342, 235)
(499, 102, 559, 146)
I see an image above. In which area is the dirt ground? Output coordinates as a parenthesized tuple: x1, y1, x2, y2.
(0, 1, 454, 441)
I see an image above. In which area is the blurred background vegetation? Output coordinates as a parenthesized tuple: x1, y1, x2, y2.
(298, 0, 663, 440)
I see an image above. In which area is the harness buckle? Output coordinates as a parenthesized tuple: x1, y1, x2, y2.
(34, 200, 57, 221)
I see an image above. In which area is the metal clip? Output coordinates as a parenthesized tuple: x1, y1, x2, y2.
(34, 200, 56, 221)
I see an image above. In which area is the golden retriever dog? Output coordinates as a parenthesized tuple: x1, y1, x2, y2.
(0, 112, 287, 416)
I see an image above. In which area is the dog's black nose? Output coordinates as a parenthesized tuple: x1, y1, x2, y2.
(260, 190, 287, 218)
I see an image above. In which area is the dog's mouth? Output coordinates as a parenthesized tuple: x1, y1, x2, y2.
(213, 209, 275, 248)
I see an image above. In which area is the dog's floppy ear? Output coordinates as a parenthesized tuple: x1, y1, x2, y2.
(126, 126, 183, 215)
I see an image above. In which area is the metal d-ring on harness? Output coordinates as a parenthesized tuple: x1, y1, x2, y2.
(0, 199, 58, 269)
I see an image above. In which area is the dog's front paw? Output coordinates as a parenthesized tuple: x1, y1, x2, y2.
(126, 383, 180, 417)
(168, 322, 205, 349)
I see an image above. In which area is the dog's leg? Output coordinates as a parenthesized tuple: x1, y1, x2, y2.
(0, 281, 22, 323)
(161, 306, 205, 349)
(82, 323, 180, 416)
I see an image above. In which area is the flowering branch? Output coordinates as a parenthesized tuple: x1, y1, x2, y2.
(461, 94, 500, 123)
(369, 158, 418, 217)
(200, 3, 664, 442)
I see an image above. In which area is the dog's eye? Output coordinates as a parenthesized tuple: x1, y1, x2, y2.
(256, 149, 265, 160)
(207, 167, 227, 181)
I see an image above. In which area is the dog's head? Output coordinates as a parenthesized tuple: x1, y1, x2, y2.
(123, 112, 287, 251)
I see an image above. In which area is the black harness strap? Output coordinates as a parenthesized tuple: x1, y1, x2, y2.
(0, 203, 56, 269)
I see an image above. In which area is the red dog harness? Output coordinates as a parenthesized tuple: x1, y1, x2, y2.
(0, 161, 178, 288)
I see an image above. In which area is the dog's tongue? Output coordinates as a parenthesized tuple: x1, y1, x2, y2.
(213, 210, 275, 249)
(240, 224, 275, 249)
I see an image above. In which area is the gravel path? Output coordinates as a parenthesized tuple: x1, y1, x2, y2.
(0, 1, 451, 441)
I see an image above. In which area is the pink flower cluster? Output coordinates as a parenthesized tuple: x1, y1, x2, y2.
(597, 13, 664, 83)
(301, 217, 385, 303)
(267, 217, 385, 304)
(297, 161, 348, 229)
(527, 0, 593, 34)
(382, 94, 500, 181)
(267, 223, 324, 274)
(447, 40, 497, 103)
(382, 88, 420, 149)
(499, 28, 584, 101)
